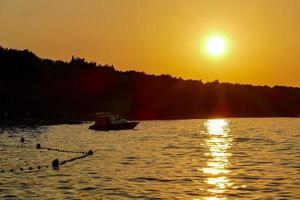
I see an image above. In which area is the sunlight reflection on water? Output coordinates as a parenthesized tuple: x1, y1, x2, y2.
(202, 119, 233, 200)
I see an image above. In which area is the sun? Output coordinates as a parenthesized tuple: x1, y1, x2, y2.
(206, 37, 226, 56)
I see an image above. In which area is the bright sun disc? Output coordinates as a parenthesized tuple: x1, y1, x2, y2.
(206, 37, 226, 56)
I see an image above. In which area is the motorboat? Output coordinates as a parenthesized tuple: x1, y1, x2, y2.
(89, 112, 139, 131)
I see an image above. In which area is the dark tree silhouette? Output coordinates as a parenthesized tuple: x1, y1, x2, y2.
(1, 46, 300, 124)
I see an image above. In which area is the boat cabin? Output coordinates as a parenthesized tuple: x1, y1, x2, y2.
(93, 113, 119, 126)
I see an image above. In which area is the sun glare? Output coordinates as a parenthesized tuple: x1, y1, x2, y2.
(206, 37, 226, 56)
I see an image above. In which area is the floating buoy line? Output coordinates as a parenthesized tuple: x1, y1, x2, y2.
(0, 142, 93, 173)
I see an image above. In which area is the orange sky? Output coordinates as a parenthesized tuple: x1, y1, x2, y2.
(1, 0, 300, 86)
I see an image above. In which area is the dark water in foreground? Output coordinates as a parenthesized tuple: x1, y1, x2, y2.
(0, 118, 300, 199)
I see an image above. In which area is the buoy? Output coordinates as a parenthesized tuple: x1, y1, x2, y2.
(21, 137, 25, 143)
(52, 159, 59, 169)
(88, 150, 93, 155)
(36, 144, 41, 149)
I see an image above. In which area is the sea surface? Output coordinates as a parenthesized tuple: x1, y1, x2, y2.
(0, 118, 300, 199)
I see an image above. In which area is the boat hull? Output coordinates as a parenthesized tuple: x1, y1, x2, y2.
(89, 121, 139, 131)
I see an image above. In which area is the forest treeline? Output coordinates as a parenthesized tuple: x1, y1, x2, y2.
(1, 46, 300, 121)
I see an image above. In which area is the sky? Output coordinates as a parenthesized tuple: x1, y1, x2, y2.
(1, 0, 300, 86)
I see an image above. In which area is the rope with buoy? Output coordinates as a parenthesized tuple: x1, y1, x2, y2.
(0, 139, 94, 173)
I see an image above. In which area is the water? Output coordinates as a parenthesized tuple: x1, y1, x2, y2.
(0, 118, 300, 199)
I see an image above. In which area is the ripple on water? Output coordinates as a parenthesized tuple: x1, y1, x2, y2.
(127, 177, 175, 183)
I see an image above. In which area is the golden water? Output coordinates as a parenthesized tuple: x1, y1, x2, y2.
(0, 118, 300, 199)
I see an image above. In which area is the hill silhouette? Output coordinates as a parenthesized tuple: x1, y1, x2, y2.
(1, 46, 300, 124)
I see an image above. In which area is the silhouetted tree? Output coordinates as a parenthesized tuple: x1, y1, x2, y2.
(1, 46, 300, 122)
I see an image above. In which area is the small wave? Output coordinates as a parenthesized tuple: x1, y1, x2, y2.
(1, 194, 20, 199)
(261, 187, 281, 193)
(235, 137, 275, 144)
(234, 174, 262, 180)
(163, 145, 179, 149)
(56, 186, 73, 190)
(119, 161, 133, 165)
(124, 156, 139, 160)
(127, 177, 174, 183)
(80, 186, 97, 191)
(238, 185, 259, 191)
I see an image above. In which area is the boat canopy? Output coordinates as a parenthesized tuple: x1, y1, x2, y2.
(91, 112, 120, 121)
(90, 112, 112, 117)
